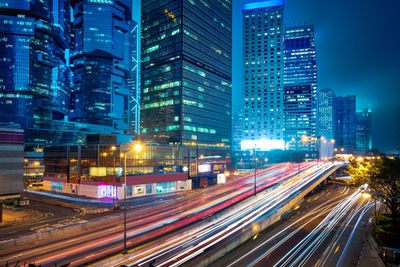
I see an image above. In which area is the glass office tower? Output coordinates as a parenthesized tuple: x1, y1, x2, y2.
(356, 108, 372, 154)
(241, 0, 284, 146)
(141, 0, 232, 148)
(318, 88, 335, 138)
(70, 0, 133, 132)
(283, 25, 317, 151)
(0, 0, 71, 132)
(335, 95, 357, 153)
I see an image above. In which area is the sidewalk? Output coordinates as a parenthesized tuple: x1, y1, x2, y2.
(0, 206, 44, 227)
(357, 225, 385, 267)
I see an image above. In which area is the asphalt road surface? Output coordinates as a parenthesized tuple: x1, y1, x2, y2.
(213, 183, 373, 267)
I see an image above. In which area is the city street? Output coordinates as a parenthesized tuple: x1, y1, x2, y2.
(0, 163, 304, 266)
(213, 184, 375, 267)
(95, 162, 341, 267)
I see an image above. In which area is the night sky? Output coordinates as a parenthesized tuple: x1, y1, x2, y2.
(232, 0, 400, 152)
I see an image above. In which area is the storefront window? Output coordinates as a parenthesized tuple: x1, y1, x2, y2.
(146, 184, 152, 194)
(134, 185, 145, 195)
(50, 182, 63, 191)
(156, 181, 176, 193)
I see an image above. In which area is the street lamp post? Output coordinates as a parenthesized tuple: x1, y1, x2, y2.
(122, 143, 142, 255)
(123, 154, 127, 254)
(254, 147, 257, 196)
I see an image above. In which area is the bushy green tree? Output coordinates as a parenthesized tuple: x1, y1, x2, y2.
(369, 157, 400, 230)
(345, 159, 376, 186)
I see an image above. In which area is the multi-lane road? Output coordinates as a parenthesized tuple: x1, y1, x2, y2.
(213, 184, 374, 267)
(0, 161, 348, 267)
(0, 162, 306, 266)
(108, 162, 342, 267)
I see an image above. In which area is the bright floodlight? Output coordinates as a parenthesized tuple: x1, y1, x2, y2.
(133, 143, 143, 152)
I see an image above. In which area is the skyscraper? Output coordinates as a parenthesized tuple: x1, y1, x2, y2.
(70, 0, 133, 132)
(241, 0, 284, 147)
(127, 20, 141, 136)
(335, 95, 356, 153)
(0, 0, 71, 134)
(318, 88, 335, 138)
(356, 108, 372, 153)
(283, 25, 317, 151)
(141, 0, 232, 148)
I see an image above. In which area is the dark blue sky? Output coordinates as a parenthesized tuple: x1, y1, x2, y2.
(232, 0, 400, 151)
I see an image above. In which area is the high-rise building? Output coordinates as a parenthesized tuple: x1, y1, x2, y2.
(283, 25, 317, 151)
(0, 0, 71, 136)
(356, 108, 372, 153)
(141, 0, 232, 148)
(232, 108, 245, 151)
(70, 0, 133, 132)
(127, 20, 141, 136)
(241, 0, 284, 148)
(283, 85, 315, 151)
(335, 95, 356, 153)
(318, 88, 335, 138)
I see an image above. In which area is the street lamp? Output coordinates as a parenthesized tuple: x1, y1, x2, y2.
(254, 147, 257, 196)
(122, 143, 143, 254)
(111, 146, 116, 177)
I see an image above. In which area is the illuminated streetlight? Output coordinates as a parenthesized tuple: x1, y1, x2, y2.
(357, 156, 364, 162)
(301, 135, 309, 143)
(133, 143, 143, 152)
(34, 161, 40, 166)
(123, 142, 143, 254)
(361, 192, 371, 199)
(111, 146, 116, 151)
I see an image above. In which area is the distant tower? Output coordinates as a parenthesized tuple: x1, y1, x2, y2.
(283, 25, 317, 152)
(335, 95, 357, 153)
(318, 88, 335, 138)
(241, 0, 285, 148)
(356, 108, 372, 153)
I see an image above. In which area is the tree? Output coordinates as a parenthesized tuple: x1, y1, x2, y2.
(369, 157, 400, 230)
(345, 159, 375, 186)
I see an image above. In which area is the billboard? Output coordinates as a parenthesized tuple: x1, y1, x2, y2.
(241, 139, 285, 151)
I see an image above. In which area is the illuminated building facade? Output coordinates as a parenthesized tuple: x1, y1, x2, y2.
(43, 143, 228, 197)
(318, 88, 335, 138)
(141, 0, 232, 149)
(283, 25, 317, 152)
(356, 108, 372, 153)
(0, 0, 72, 142)
(70, 0, 132, 132)
(335, 95, 356, 153)
(241, 0, 284, 147)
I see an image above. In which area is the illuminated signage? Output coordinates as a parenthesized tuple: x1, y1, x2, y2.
(217, 174, 226, 184)
(242, 0, 284, 10)
(241, 139, 285, 151)
(98, 185, 117, 199)
(198, 164, 211, 173)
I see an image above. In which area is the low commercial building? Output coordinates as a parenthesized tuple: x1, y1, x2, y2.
(0, 127, 24, 195)
(43, 143, 228, 199)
